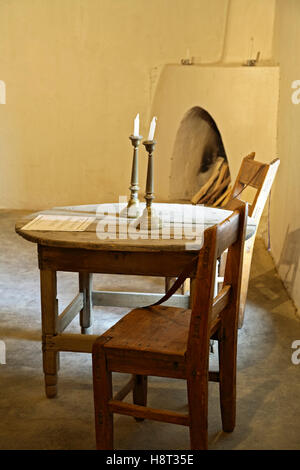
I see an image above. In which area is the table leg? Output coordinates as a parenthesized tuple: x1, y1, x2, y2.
(79, 272, 93, 334)
(165, 277, 189, 295)
(165, 277, 173, 292)
(40, 269, 59, 398)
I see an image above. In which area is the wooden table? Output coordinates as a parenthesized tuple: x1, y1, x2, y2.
(15, 202, 256, 398)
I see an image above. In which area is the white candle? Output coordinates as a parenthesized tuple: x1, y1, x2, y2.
(133, 113, 139, 136)
(148, 116, 157, 141)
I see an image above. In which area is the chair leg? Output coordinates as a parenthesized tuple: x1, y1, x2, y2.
(238, 239, 255, 328)
(133, 375, 147, 421)
(92, 346, 113, 449)
(181, 279, 190, 295)
(165, 277, 174, 292)
(218, 327, 237, 432)
(187, 375, 208, 450)
(79, 272, 93, 334)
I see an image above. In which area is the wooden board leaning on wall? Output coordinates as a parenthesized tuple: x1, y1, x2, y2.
(191, 157, 232, 207)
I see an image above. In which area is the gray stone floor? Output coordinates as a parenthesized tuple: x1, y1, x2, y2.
(0, 209, 300, 450)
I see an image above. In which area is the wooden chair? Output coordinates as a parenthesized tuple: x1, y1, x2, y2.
(92, 202, 248, 450)
(219, 153, 280, 327)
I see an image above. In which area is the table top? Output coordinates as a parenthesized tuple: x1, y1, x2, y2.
(15, 202, 256, 252)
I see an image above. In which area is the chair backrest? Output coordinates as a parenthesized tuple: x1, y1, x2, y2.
(225, 153, 280, 221)
(187, 202, 247, 364)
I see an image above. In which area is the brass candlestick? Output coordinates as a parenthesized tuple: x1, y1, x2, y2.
(126, 134, 143, 218)
(139, 139, 162, 230)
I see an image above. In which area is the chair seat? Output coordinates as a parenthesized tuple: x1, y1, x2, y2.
(101, 305, 191, 359)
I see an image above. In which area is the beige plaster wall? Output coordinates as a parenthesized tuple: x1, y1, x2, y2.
(0, 0, 276, 209)
(0, 0, 228, 209)
(270, 0, 300, 310)
(222, 0, 276, 64)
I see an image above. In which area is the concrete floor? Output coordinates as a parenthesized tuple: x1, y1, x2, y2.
(0, 209, 300, 450)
